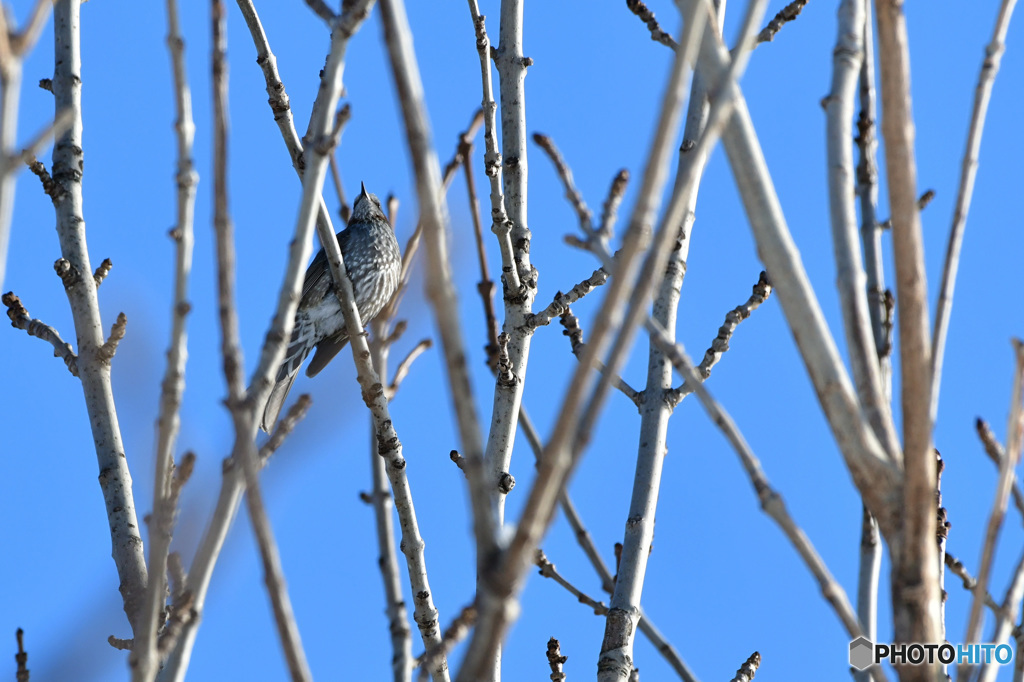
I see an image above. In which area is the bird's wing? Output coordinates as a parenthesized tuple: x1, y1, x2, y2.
(300, 229, 350, 306)
(306, 335, 349, 377)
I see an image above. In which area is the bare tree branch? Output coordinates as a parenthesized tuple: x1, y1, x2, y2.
(689, 2, 901, 541)
(388, 338, 432, 398)
(757, 0, 809, 44)
(824, 0, 901, 462)
(931, 0, 1019, 422)
(536, 549, 608, 616)
(259, 395, 313, 463)
(368, 327, 414, 682)
(48, 0, 149, 636)
(667, 271, 772, 407)
(546, 638, 567, 682)
(459, 3, 709, 678)
(645, 324, 884, 682)
(209, 2, 311, 679)
(963, 340, 1024, 678)
(380, 1, 494, 606)
(558, 308, 640, 407)
(728, 652, 760, 682)
(0, 0, 54, 292)
(3, 291, 78, 375)
(977, 417, 1024, 524)
(598, 3, 765, 675)
(853, 4, 886, 668)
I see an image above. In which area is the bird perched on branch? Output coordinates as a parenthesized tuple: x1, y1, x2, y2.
(261, 183, 401, 432)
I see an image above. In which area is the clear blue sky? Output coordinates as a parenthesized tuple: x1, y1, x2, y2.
(2, 0, 1023, 679)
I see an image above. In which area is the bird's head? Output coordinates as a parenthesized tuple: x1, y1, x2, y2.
(352, 182, 389, 225)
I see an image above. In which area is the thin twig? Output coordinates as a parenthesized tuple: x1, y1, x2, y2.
(210, 1, 311, 679)
(944, 551, 1000, 612)
(461, 125, 501, 369)
(259, 395, 313, 462)
(931, 0, 1019, 423)
(667, 271, 772, 407)
(536, 549, 608, 616)
(368, 328, 414, 682)
(978, 548, 1024, 682)
(527, 268, 609, 330)
(963, 340, 1024, 677)
(2, 291, 78, 375)
(597, 169, 629, 243)
(756, 0, 808, 44)
(558, 308, 640, 407)
(15, 628, 29, 682)
(646, 323, 870, 644)
(328, 151, 350, 225)
(233, 0, 338, 245)
(303, 0, 337, 23)
(417, 605, 477, 682)
(388, 338, 432, 397)
(6, 108, 74, 170)
(728, 652, 761, 682)
(977, 418, 1024, 524)
(533, 133, 593, 233)
(97, 312, 127, 363)
(625, 0, 679, 49)
(547, 638, 567, 682)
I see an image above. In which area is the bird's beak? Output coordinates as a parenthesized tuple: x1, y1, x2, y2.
(360, 181, 368, 198)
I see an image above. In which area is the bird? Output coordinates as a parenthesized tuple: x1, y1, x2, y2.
(261, 183, 401, 432)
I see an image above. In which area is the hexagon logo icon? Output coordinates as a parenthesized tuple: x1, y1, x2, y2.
(849, 636, 874, 671)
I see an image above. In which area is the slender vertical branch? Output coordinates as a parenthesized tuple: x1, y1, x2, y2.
(645, 324, 874, 650)
(873, 0, 940, 665)
(368, 326, 414, 682)
(856, 0, 888, 387)
(458, 2, 707, 678)
(233, 0, 338, 243)
(824, 0, 900, 461)
(462, 134, 501, 369)
(931, 0, 1018, 422)
(132, 0, 199, 677)
(379, 0, 495, 592)
(853, 5, 885, 670)
(0, 0, 53, 291)
(48, 0, 149, 635)
(465, 2, 519, 295)
(977, 548, 1024, 682)
(690, 4, 901, 540)
(0, 34, 21, 294)
(160, 5, 378, 680)
(469, 0, 533, 560)
(210, 2, 311, 679)
(598, 2, 769, 677)
(963, 340, 1024, 678)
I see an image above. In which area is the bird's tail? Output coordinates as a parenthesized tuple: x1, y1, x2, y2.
(260, 317, 315, 433)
